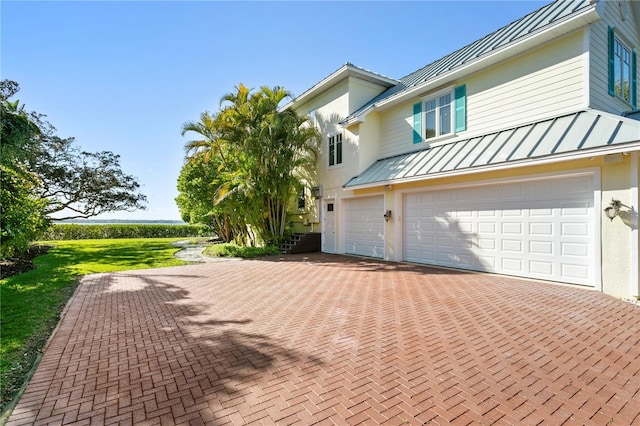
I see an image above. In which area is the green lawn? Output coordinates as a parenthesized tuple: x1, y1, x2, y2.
(0, 238, 188, 413)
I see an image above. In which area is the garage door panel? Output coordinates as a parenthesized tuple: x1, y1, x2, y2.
(530, 260, 553, 275)
(345, 196, 384, 259)
(561, 242, 588, 256)
(502, 239, 523, 253)
(502, 258, 523, 272)
(530, 241, 554, 255)
(403, 175, 595, 286)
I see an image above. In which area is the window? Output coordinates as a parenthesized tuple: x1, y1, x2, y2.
(614, 38, 632, 102)
(424, 93, 452, 139)
(297, 188, 306, 211)
(328, 133, 343, 167)
(413, 85, 466, 144)
(608, 26, 637, 107)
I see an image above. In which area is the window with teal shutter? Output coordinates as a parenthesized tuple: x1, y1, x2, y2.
(609, 26, 636, 105)
(632, 50, 637, 108)
(413, 102, 422, 143)
(608, 26, 615, 96)
(454, 84, 466, 132)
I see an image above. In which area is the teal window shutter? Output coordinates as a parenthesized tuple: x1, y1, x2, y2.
(413, 102, 422, 143)
(454, 84, 467, 132)
(608, 26, 615, 96)
(632, 50, 637, 108)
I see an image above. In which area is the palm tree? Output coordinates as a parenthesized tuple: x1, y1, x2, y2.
(178, 84, 319, 246)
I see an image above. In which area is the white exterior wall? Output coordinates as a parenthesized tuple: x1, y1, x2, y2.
(466, 31, 587, 135)
(589, 0, 640, 114)
(601, 157, 636, 298)
(356, 112, 381, 175)
(378, 31, 587, 158)
(291, 74, 391, 254)
(348, 77, 389, 117)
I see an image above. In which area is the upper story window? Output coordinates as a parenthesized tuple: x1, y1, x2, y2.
(413, 85, 466, 144)
(608, 26, 637, 107)
(328, 133, 343, 167)
(614, 37, 632, 102)
(424, 92, 452, 139)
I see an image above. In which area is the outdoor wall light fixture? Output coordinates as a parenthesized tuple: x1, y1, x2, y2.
(603, 199, 628, 221)
(384, 210, 392, 222)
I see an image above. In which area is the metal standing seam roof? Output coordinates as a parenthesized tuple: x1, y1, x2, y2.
(345, 0, 594, 121)
(344, 109, 640, 188)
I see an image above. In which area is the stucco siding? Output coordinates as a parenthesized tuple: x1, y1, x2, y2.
(601, 158, 633, 298)
(589, 0, 640, 114)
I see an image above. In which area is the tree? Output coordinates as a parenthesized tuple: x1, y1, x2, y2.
(29, 136, 147, 220)
(0, 81, 48, 257)
(179, 84, 319, 246)
(175, 151, 247, 243)
(0, 80, 147, 255)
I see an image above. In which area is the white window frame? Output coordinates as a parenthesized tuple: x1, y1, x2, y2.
(614, 36, 633, 103)
(421, 86, 455, 142)
(328, 132, 343, 168)
(297, 187, 306, 212)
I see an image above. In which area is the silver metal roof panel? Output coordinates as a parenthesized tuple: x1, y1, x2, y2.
(344, 110, 640, 189)
(345, 0, 595, 122)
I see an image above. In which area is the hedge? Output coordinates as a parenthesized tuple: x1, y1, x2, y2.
(38, 224, 211, 240)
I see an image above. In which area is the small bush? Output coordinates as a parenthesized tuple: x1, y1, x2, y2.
(203, 243, 281, 259)
(38, 224, 210, 240)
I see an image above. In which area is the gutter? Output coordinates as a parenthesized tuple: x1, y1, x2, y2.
(344, 140, 640, 190)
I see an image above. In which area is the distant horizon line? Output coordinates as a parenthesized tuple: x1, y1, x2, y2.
(54, 219, 187, 224)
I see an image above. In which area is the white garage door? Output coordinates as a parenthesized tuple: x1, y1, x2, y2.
(403, 175, 596, 286)
(345, 196, 385, 258)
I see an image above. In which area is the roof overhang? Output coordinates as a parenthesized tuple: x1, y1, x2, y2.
(344, 109, 640, 190)
(342, 3, 601, 127)
(280, 63, 398, 112)
(345, 142, 640, 191)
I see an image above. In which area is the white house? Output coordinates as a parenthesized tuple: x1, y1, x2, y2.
(286, 0, 640, 300)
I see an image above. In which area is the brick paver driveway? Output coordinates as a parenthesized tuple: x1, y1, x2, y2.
(7, 254, 640, 425)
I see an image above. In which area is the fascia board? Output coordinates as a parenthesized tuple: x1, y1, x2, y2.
(344, 5, 601, 127)
(344, 140, 640, 191)
(281, 64, 398, 113)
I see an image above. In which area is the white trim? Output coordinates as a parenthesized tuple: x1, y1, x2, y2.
(396, 167, 599, 195)
(583, 27, 591, 109)
(420, 85, 456, 142)
(282, 63, 397, 112)
(327, 132, 344, 168)
(631, 152, 639, 297)
(395, 167, 602, 289)
(594, 168, 603, 292)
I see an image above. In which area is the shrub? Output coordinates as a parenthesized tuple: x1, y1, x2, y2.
(38, 224, 210, 240)
(203, 243, 281, 259)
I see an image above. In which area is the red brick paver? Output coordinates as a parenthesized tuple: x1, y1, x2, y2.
(7, 254, 640, 425)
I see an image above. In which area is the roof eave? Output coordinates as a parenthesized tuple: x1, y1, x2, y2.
(281, 64, 398, 112)
(343, 4, 601, 127)
(344, 140, 640, 191)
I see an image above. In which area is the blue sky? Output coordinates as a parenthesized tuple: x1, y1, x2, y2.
(2, 0, 545, 220)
